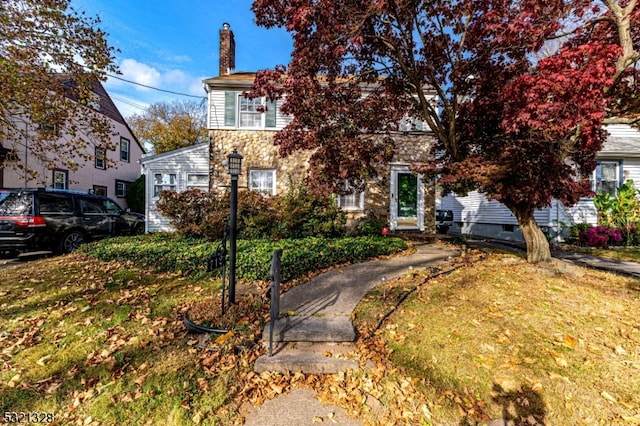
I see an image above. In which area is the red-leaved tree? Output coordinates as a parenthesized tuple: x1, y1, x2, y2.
(251, 0, 640, 263)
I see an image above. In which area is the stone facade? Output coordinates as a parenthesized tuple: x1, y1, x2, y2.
(208, 129, 436, 232)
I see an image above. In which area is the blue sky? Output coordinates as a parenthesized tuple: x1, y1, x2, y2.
(73, 0, 293, 117)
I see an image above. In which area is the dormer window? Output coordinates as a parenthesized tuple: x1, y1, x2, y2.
(223, 91, 277, 129)
(239, 96, 262, 128)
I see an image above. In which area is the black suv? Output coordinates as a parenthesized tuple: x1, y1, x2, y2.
(0, 188, 145, 255)
(435, 209, 454, 234)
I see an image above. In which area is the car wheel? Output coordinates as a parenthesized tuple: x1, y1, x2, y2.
(58, 230, 86, 254)
(132, 223, 145, 235)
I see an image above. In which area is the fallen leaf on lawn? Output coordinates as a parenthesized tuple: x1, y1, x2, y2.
(7, 374, 21, 387)
(554, 356, 568, 367)
(215, 331, 234, 344)
(134, 374, 148, 386)
(327, 411, 337, 423)
(601, 391, 617, 403)
(312, 417, 323, 423)
(563, 334, 577, 348)
(36, 355, 52, 366)
(548, 372, 571, 383)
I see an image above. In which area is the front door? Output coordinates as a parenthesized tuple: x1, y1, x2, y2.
(390, 167, 424, 230)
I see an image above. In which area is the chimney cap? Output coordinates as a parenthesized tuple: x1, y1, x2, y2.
(222, 22, 231, 30)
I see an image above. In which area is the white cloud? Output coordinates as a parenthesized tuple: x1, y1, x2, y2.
(163, 69, 188, 85)
(120, 58, 161, 90)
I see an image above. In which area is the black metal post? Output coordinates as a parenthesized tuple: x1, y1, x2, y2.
(228, 175, 238, 305)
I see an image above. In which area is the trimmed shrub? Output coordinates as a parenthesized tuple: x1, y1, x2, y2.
(80, 233, 408, 281)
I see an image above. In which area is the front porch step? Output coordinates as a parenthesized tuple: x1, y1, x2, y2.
(262, 316, 356, 343)
(254, 342, 359, 374)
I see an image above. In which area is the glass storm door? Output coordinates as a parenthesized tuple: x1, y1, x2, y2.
(390, 168, 424, 230)
(397, 173, 418, 219)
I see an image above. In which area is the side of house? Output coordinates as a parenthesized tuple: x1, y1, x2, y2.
(0, 80, 144, 208)
(203, 23, 437, 233)
(439, 124, 640, 242)
(139, 143, 210, 233)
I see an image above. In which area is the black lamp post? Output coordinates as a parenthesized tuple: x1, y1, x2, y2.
(226, 148, 243, 305)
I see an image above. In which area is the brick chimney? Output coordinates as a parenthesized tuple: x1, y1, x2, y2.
(219, 22, 235, 76)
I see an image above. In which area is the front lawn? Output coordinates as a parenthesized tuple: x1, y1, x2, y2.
(0, 234, 406, 425)
(352, 252, 640, 425)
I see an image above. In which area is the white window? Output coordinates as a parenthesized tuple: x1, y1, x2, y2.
(153, 173, 177, 197)
(120, 137, 130, 162)
(186, 174, 209, 190)
(239, 96, 263, 128)
(337, 182, 364, 210)
(95, 148, 106, 170)
(53, 169, 68, 189)
(115, 180, 130, 198)
(249, 169, 276, 196)
(591, 161, 621, 197)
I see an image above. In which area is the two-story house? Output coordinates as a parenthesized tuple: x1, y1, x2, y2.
(202, 23, 437, 232)
(0, 79, 144, 208)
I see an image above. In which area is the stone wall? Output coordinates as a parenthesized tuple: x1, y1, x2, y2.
(208, 129, 436, 232)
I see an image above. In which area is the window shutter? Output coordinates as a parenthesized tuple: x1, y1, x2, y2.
(619, 159, 625, 186)
(224, 91, 236, 127)
(265, 100, 277, 128)
(595, 161, 602, 191)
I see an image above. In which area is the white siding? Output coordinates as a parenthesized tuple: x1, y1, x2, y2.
(140, 143, 209, 233)
(207, 90, 291, 130)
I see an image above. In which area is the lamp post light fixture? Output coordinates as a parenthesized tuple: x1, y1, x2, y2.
(226, 148, 243, 305)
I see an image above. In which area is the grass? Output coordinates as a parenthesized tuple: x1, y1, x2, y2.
(0, 234, 407, 426)
(1, 236, 639, 425)
(0, 254, 239, 425)
(353, 250, 640, 425)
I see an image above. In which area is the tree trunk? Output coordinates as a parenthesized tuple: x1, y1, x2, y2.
(512, 207, 552, 264)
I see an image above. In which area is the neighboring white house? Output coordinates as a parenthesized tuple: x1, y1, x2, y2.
(0, 80, 145, 208)
(139, 143, 209, 233)
(439, 124, 640, 242)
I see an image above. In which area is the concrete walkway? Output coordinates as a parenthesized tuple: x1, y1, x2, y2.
(241, 238, 640, 425)
(244, 241, 461, 425)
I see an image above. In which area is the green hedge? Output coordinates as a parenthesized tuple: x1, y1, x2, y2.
(80, 233, 408, 281)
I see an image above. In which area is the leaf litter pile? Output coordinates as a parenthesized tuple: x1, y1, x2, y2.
(1, 247, 639, 425)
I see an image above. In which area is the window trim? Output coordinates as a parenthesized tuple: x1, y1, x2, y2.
(115, 180, 130, 198)
(186, 173, 209, 190)
(92, 185, 108, 196)
(224, 91, 277, 130)
(153, 173, 177, 198)
(53, 169, 68, 190)
(238, 95, 264, 129)
(248, 169, 277, 196)
(336, 182, 365, 211)
(95, 147, 106, 170)
(120, 137, 130, 163)
(590, 160, 623, 197)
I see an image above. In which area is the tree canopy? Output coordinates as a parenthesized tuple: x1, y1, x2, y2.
(128, 100, 208, 155)
(251, 0, 640, 263)
(0, 0, 117, 180)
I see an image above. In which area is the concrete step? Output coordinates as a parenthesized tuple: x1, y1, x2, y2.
(255, 342, 359, 374)
(262, 315, 356, 343)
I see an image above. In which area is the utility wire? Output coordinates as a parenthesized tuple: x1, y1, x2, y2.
(107, 73, 206, 99)
(109, 94, 149, 112)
